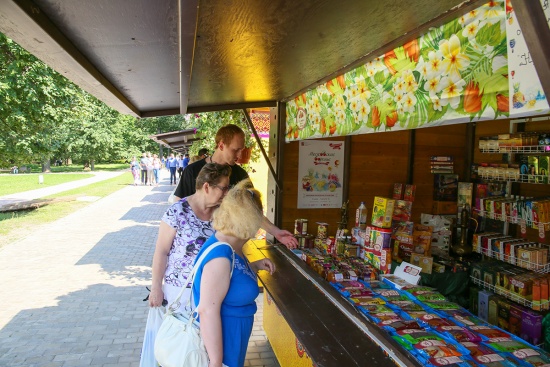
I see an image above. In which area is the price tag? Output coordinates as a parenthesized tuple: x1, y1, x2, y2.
(520, 219, 527, 238)
(539, 222, 546, 242)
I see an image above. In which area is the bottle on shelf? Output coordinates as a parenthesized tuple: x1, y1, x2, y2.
(356, 202, 367, 230)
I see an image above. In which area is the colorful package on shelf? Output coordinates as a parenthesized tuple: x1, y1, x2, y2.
(345, 288, 376, 297)
(439, 309, 488, 328)
(435, 325, 482, 343)
(423, 301, 462, 311)
(468, 326, 512, 341)
(460, 342, 519, 367)
(412, 224, 433, 256)
(404, 184, 416, 202)
(387, 300, 426, 312)
(363, 310, 404, 323)
(358, 304, 395, 314)
(410, 254, 434, 274)
(371, 288, 401, 298)
(361, 279, 392, 289)
(407, 311, 458, 329)
(393, 183, 405, 200)
(392, 220, 414, 236)
(434, 174, 459, 201)
(381, 319, 422, 333)
(364, 248, 391, 274)
(380, 274, 414, 290)
(507, 347, 550, 366)
(348, 296, 385, 306)
(402, 286, 437, 296)
(415, 292, 447, 303)
(484, 337, 537, 354)
(393, 200, 413, 222)
(371, 196, 395, 229)
(421, 213, 454, 257)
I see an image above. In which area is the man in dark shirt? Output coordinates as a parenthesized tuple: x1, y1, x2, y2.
(174, 124, 297, 249)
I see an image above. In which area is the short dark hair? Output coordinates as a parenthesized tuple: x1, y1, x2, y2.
(196, 163, 232, 191)
(198, 148, 209, 157)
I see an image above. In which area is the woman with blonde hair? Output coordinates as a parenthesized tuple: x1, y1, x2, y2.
(192, 179, 275, 367)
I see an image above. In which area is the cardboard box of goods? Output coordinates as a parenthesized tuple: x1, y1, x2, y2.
(392, 200, 413, 222)
(478, 290, 494, 322)
(433, 174, 459, 201)
(488, 295, 500, 325)
(521, 310, 543, 346)
(432, 200, 458, 215)
(497, 298, 511, 331)
(538, 156, 549, 184)
(432, 262, 445, 274)
(528, 156, 539, 183)
(393, 183, 404, 200)
(412, 224, 433, 256)
(410, 254, 433, 274)
(509, 303, 525, 336)
(371, 197, 395, 229)
(404, 184, 416, 202)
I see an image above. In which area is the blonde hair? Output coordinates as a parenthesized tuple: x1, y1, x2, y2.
(212, 179, 263, 240)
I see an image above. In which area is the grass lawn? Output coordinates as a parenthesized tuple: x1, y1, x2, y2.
(50, 163, 129, 173)
(0, 173, 133, 249)
(0, 173, 94, 197)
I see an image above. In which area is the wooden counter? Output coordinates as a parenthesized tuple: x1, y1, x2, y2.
(244, 240, 422, 367)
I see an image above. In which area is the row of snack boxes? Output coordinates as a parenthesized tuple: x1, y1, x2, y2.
(475, 196, 550, 230)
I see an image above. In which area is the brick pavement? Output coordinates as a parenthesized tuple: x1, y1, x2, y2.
(0, 171, 280, 367)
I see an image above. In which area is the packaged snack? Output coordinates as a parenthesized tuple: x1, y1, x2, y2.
(359, 304, 393, 314)
(373, 289, 401, 297)
(381, 319, 422, 332)
(385, 295, 414, 304)
(349, 296, 385, 306)
(388, 300, 426, 312)
(346, 288, 375, 297)
(437, 325, 482, 343)
(484, 337, 531, 353)
(371, 197, 396, 229)
(510, 347, 550, 366)
(469, 326, 511, 340)
(402, 286, 436, 295)
(425, 356, 472, 367)
(440, 309, 487, 327)
(460, 342, 519, 367)
(424, 301, 461, 310)
(415, 313, 457, 329)
(416, 293, 447, 302)
(397, 329, 445, 344)
(365, 311, 403, 323)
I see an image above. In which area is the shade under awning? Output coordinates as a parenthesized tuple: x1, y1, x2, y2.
(149, 128, 202, 153)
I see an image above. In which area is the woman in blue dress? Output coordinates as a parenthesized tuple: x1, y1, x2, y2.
(192, 179, 276, 367)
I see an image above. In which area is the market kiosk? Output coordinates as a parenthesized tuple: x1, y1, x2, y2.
(255, 1, 550, 366)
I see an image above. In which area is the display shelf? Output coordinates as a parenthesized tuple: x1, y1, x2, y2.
(480, 145, 550, 154)
(470, 276, 548, 309)
(472, 208, 549, 230)
(477, 172, 547, 184)
(473, 245, 550, 273)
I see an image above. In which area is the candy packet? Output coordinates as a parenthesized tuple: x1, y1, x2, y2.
(388, 300, 426, 312)
(468, 326, 512, 340)
(402, 285, 437, 295)
(437, 326, 482, 343)
(380, 319, 422, 332)
(460, 341, 528, 367)
(439, 309, 487, 327)
(483, 337, 530, 353)
(349, 296, 386, 306)
(424, 301, 462, 310)
(510, 347, 550, 366)
(358, 304, 393, 314)
(416, 293, 448, 302)
(346, 288, 375, 297)
(373, 289, 401, 297)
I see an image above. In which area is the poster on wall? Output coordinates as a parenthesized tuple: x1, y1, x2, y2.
(506, 0, 550, 116)
(297, 140, 345, 209)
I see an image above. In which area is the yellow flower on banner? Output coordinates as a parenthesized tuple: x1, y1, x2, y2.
(440, 77, 466, 109)
(440, 35, 470, 81)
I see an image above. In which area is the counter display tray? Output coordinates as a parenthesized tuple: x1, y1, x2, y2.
(244, 240, 422, 367)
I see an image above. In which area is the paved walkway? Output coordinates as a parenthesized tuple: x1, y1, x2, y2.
(0, 170, 280, 367)
(0, 171, 126, 208)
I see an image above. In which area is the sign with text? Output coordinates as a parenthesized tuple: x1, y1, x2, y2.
(297, 140, 345, 209)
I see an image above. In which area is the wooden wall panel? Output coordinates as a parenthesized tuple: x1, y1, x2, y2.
(278, 116, 550, 245)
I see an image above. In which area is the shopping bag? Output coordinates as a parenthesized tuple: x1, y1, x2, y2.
(139, 306, 165, 367)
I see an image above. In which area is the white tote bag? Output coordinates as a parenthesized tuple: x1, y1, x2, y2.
(154, 242, 234, 367)
(139, 306, 165, 367)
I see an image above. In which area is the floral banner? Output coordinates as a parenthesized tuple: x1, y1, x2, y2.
(506, 0, 549, 116)
(286, 1, 510, 141)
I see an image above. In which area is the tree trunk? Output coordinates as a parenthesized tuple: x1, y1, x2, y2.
(42, 159, 51, 173)
(90, 160, 95, 171)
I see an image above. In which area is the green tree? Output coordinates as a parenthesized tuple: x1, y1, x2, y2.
(0, 32, 78, 170)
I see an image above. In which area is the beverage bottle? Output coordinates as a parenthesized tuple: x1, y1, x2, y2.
(356, 202, 367, 229)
